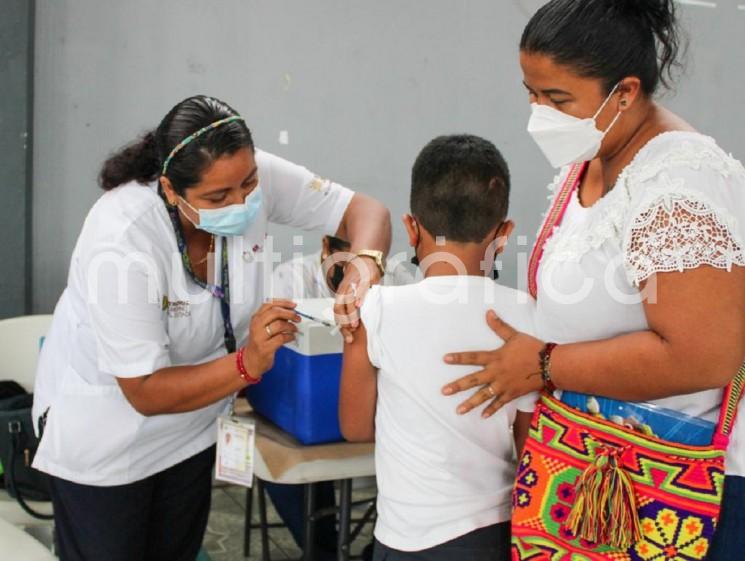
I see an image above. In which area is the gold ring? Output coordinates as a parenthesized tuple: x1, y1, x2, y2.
(265, 324, 273, 337)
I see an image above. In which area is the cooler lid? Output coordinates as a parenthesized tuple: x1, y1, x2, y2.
(286, 298, 342, 356)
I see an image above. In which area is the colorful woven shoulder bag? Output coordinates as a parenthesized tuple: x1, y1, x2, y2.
(512, 162, 745, 561)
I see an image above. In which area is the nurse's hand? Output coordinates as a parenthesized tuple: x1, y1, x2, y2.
(242, 300, 301, 379)
(334, 256, 383, 344)
(441, 310, 545, 418)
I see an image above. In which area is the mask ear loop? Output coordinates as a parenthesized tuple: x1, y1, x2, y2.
(410, 219, 421, 267)
(492, 221, 507, 281)
(177, 196, 201, 228)
(592, 82, 621, 119)
(592, 82, 623, 134)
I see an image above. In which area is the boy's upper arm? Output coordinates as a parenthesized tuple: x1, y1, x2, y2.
(343, 321, 377, 380)
(515, 391, 539, 413)
(513, 410, 534, 458)
(339, 321, 378, 441)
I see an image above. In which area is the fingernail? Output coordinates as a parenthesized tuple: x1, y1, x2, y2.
(487, 310, 496, 319)
(442, 387, 453, 396)
(444, 355, 453, 363)
(346, 336, 353, 344)
(457, 406, 466, 415)
(352, 320, 359, 328)
(482, 411, 490, 419)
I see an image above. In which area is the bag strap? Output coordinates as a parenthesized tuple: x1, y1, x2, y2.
(527, 162, 588, 299)
(6, 426, 53, 520)
(714, 362, 745, 444)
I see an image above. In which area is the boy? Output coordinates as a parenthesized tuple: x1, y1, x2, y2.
(339, 135, 536, 561)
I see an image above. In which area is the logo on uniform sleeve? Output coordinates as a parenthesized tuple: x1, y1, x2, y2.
(308, 176, 330, 196)
(162, 296, 191, 318)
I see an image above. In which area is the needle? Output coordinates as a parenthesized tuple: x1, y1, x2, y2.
(295, 310, 336, 329)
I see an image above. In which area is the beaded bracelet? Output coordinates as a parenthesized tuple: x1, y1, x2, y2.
(236, 347, 261, 385)
(539, 342, 558, 393)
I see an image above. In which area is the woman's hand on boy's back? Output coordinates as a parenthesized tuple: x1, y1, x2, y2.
(441, 310, 545, 418)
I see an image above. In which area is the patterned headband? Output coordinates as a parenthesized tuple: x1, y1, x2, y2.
(161, 115, 244, 176)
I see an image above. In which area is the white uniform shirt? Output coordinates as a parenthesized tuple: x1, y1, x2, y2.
(360, 276, 537, 551)
(534, 132, 745, 476)
(32, 150, 354, 486)
(270, 251, 413, 299)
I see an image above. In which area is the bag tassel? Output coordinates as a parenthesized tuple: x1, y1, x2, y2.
(566, 447, 641, 549)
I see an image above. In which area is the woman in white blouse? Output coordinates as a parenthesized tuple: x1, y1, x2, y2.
(32, 95, 391, 561)
(442, 1, 745, 557)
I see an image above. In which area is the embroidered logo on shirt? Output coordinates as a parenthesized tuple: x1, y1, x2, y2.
(165, 299, 191, 318)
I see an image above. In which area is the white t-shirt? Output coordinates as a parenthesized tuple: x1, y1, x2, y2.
(360, 276, 538, 551)
(534, 132, 745, 476)
(32, 149, 354, 486)
(270, 251, 413, 299)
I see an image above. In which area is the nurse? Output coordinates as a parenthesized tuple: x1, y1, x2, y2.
(32, 95, 391, 561)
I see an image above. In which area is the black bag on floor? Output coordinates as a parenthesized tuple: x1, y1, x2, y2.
(0, 381, 26, 400)
(0, 388, 53, 519)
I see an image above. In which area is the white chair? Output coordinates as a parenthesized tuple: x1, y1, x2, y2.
(0, 315, 55, 526)
(0, 315, 53, 391)
(0, 517, 55, 560)
(0, 494, 54, 528)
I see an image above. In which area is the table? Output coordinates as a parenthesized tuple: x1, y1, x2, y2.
(238, 408, 376, 561)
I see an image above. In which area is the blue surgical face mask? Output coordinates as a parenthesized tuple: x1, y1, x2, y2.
(180, 187, 263, 237)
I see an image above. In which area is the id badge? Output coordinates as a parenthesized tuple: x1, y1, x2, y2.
(216, 415, 256, 487)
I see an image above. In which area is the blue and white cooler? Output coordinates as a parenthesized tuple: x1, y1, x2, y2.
(246, 298, 344, 445)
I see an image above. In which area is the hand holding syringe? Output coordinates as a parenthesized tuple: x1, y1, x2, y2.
(294, 309, 336, 329)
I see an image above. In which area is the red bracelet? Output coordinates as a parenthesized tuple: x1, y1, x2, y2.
(236, 347, 261, 385)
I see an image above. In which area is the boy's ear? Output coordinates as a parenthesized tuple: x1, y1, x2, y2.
(402, 214, 420, 248)
(494, 220, 515, 254)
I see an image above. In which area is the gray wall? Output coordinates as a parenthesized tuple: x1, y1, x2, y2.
(32, 0, 745, 312)
(0, 0, 33, 318)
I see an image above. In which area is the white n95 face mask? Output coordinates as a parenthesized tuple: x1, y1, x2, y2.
(527, 84, 621, 169)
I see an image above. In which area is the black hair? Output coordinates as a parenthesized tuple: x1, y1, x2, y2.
(520, 0, 684, 95)
(325, 235, 351, 252)
(410, 135, 510, 244)
(99, 95, 254, 193)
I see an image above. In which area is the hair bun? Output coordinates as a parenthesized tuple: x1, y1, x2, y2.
(521, 0, 686, 96)
(98, 130, 162, 191)
(610, 0, 682, 90)
(609, 0, 676, 28)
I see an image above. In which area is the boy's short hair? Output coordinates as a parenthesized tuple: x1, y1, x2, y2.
(410, 134, 510, 243)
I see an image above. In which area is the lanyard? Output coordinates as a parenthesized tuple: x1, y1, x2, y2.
(163, 195, 237, 354)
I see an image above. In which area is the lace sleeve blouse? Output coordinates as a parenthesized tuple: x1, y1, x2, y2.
(533, 131, 745, 476)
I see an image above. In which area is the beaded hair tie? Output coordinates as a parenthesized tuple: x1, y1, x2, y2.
(161, 115, 244, 176)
